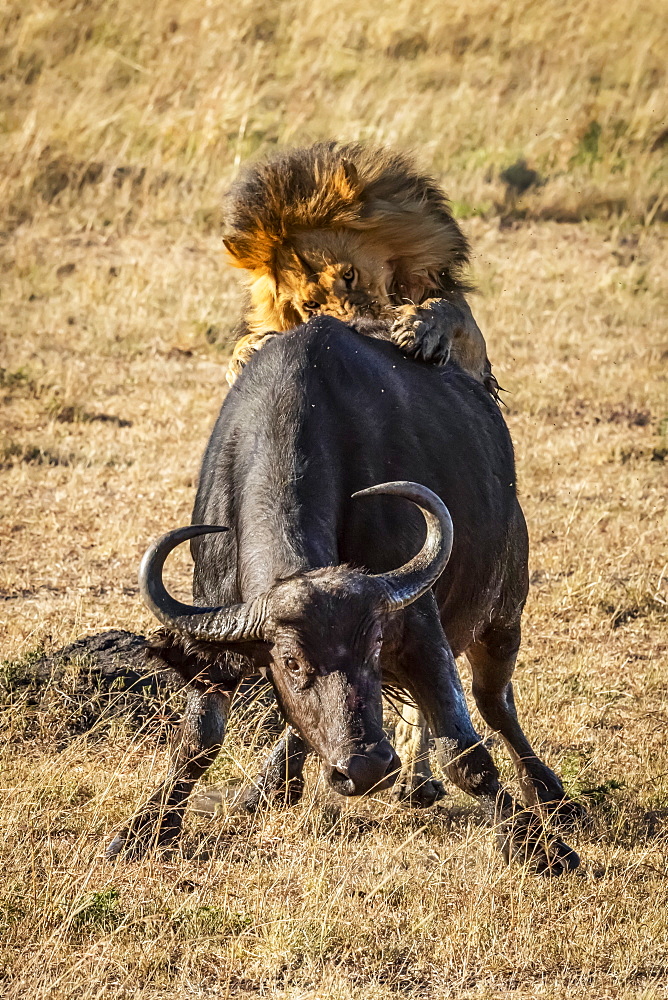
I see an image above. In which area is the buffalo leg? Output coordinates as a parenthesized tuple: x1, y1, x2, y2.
(244, 705, 445, 813)
(466, 626, 585, 823)
(391, 703, 446, 808)
(235, 727, 308, 812)
(106, 688, 230, 859)
(397, 597, 579, 874)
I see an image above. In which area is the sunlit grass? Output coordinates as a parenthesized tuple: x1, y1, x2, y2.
(1, 1, 667, 995)
(2, 0, 667, 232)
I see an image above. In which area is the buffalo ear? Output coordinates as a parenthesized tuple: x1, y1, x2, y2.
(222, 640, 273, 667)
(147, 629, 272, 689)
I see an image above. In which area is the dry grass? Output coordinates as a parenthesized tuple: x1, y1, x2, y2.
(1, 1, 668, 997)
(2, 0, 667, 231)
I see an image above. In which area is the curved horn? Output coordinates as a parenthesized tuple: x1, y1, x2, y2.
(139, 524, 267, 642)
(352, 481, 453, 611)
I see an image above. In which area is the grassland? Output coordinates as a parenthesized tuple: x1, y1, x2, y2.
(1, 1, 667, 997)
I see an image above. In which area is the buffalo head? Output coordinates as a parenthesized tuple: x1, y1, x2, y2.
(139, 482, 452, 797)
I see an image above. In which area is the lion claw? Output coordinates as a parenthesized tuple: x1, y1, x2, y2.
(390, 298, 465, 366)
(227, 333, 277, 386)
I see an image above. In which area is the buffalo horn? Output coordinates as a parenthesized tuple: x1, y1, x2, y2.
(138, 524, 267, 642)
(352, 481, 453, 611)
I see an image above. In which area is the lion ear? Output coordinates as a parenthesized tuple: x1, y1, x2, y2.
(224, 234, 276, 274)
(334, 159, 361, 201)
(223, 237, 244, 265)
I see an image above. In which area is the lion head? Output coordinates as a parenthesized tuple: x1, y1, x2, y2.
(223, 142, 471, 335)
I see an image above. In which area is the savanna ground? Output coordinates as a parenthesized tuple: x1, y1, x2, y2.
(1, 1, 667, 997)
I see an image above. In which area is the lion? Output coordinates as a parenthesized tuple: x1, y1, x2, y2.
(222, 141, 496, 394)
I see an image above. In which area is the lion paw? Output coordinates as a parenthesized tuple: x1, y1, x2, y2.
(225, 355, 247, 388)
(390, 298, 466, 366)
(226, 333, 276, 387)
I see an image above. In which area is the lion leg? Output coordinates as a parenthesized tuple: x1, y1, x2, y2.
(392, 703, 446, 808)
(226, 331, 277, 386)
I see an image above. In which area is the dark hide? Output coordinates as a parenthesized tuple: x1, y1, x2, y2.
(193, 316, 524, 638)
(108, 317, 580, 874)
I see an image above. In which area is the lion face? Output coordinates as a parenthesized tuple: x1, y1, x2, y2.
(273, 230, 394, 328)
(241, 228, 397, 334)
(224, 142, 472, 337)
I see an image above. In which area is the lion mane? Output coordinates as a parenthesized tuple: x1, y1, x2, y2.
(223, 141, 472, 336)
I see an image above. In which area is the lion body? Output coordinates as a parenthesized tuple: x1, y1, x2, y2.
(223, 142, 491, 387)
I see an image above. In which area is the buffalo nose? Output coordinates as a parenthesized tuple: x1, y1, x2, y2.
(328, 740, 401, 796)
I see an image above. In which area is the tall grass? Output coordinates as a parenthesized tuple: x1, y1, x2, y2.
(2, 0, 667, 232)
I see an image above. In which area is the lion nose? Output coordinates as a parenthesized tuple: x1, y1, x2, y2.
(327, 740, 400, 796)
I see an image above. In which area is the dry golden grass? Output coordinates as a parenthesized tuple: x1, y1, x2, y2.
(2, 0, 667, 231)
(1, 1, 668, 997)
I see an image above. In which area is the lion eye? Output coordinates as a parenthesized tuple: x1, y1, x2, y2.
(303, 300, 320, 312)
(342, 266, 355, 283)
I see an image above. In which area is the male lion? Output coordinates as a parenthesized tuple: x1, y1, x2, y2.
(223, 141, 496, 394)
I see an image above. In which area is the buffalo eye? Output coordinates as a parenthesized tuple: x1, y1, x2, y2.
(303, 300, 320, 312)
(284, 656, 301, 673)
(342, 266, 355, 284)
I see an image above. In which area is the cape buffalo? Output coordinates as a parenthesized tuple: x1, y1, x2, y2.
(107, 316, 580, 874)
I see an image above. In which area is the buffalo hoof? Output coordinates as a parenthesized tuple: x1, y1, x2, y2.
(392, 775, 446, 809)
(546, 796, 591, 832)
(105, 831, 128, 860)
(233, 776, 305, 814)
(539, 798, 591, 833)
(105, 828, 152, 861)
(499, 811, 580, 876)
(105, 811, 182, 861)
